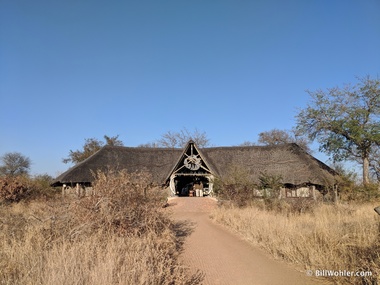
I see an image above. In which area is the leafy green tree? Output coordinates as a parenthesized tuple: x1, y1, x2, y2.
(0, 152, 31, 176)
(63, 135, 124, 164)
(296, 76, 380, 185)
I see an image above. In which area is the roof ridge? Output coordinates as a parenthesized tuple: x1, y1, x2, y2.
(102, 145, 182, 151)
(102, 143, 298, 151)
(202, 143, 298, 150)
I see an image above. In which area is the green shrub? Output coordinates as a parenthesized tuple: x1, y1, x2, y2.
(214, 164, 258, 207)
(340, 183, 380, 202)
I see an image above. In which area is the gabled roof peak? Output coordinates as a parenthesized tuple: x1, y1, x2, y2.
(164, 140, 214, 182)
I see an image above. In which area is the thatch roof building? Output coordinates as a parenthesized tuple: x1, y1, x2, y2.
(53, 141, 339, 198)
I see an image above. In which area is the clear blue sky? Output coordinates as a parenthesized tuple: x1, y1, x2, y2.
(1, 0, 379, 177)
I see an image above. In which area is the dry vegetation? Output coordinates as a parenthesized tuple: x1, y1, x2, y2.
(211, 201, 380, 284)
(0, 170, 203, 285)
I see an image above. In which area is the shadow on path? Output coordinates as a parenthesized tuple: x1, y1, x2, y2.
(170, 218, 196, 253)
(170, 217, 205, 284)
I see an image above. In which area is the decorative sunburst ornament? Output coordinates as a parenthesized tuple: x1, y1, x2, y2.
(184, 144, 201, 170)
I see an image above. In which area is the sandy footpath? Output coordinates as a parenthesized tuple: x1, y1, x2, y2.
(166, 197, 329, 285)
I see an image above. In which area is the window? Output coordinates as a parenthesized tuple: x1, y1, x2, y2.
(285, 186, 311, 198)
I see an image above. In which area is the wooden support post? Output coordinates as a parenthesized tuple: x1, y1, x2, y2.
(311, 185, 316, 201)
(333, 185, 338, 203)
(76, 183, 80, 197)
(169, 174, 176, 196)
(207, 175, 214, 197)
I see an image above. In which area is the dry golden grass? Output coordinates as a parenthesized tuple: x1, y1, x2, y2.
(211, 202, 380, 284)
(0, 170, 203, 285)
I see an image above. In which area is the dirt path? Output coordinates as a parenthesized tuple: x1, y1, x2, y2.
(167, 197, 328, 285)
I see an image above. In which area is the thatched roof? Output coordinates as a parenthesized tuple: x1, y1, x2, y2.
(201, 144, 338, 186)
(52, 143, 339, 187)
(52, 146, 182, 186)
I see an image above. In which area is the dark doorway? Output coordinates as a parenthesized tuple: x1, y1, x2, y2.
(175, 176, 209, 196)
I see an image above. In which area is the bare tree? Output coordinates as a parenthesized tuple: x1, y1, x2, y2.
(0, 152, 31, 176)
(157, 131, 181, 148)
(140, 128, 210, 148)
(158, 128, 210, 148)
(138, 142, 160, 148)
(239, 141, 256, 147)
(256, 129, 312, 153)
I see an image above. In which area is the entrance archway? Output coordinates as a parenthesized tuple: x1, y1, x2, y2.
(170, 174, 214, 196)
(167, 141, 215, 197)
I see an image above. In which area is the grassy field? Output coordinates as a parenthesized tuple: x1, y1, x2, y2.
(0, 171, 203, 285)
(211, 201, 380, 285)
(2, 170, 379, 284)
